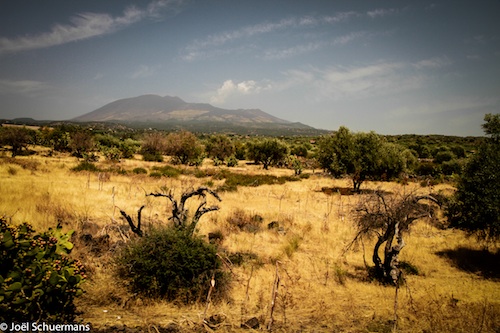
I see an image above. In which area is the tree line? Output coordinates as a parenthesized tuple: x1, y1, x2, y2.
(0, 122, 478, 181)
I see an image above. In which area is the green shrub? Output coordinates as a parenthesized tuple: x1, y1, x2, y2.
(102, 147, 122, 162)
(71, 161, 100, 172)
(225, 155, 238, 167)
(116, 227, 229, 303)
(149, 171, 162, 178)
(151, 165, 181, 178)
(132, 167, 148, 174)
(0, 219, 86, 322)
(142, 151, 163, 162)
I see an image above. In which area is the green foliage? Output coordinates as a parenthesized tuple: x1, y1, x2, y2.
(289, 155, 303, 175)
(205, 134, 235, 161)
(225, 155, 239, 167)
(246, 138, 289, 169)
(132, 167, 148, 174)
(441, 159, 462, 176)
(116, 227, 229, 303)
(142, 151, 164, 162)
(150, 165, 181, 178)
(40, 125, 72, 152)
(69, 130, 95, 158)
(447, 114, 500, 242)
(165, 131, 204, 165)
(234, 141, 246, 160)
(290, 143, 310, 158)
(482, 113, 500, 141)
(0, 126, 35, 157)
(318, 127, 413, 191)
(0, 220, 86, 322)
(415, 161, 440, 177)
(102, 147, 122, 162)
(434, 150, 454, 164)
(71, 161, 100, 172)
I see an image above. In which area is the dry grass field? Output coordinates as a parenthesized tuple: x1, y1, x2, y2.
(1, 149, 499, 332)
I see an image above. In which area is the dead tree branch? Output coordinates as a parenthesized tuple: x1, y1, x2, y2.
(147, 187, 222, 234)
(119, 205, 145, 237)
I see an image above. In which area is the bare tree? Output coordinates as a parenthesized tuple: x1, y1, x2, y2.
(120, 187, 221, 237)
(148, 187, 221, 234)
(350, 190, 439, 284)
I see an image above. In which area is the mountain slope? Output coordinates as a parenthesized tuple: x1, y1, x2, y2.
(73, 95, 291, 124)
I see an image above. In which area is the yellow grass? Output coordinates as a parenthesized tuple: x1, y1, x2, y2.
(1, 152, 499, 332)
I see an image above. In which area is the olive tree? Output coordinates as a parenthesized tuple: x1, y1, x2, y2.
(205, 134, 235, 163)
(351, 190, 439, 284)
(0, 126, 34, 157)
(317, 127, 413, 191)
(246, 138, 289, 170)
(140, 132, 168, 162)
(69, 130, 95, 158)
(165, 130, 204, 165)
(446, 113, 500, 243)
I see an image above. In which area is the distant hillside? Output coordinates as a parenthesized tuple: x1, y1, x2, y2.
(74, 95, 290, 124)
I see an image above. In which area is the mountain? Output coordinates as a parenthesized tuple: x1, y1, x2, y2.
(71, 95, 324, 135)
(74, 94, 290, 124)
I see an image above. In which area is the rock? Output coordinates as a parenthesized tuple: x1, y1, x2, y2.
(241, 317, 260, 329)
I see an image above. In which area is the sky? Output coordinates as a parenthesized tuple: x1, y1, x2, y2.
(0, 0, 499, 136)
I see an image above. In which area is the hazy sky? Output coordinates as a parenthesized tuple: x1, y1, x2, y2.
(1, 0, 499, 136)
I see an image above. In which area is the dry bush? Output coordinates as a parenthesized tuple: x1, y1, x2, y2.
(225, 209, 264, 233)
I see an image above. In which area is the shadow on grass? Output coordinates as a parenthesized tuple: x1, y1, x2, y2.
(320, 187, 393, 196)
(436, 247, 500, 280)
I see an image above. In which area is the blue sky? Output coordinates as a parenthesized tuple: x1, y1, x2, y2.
(0, 0, 499, 136)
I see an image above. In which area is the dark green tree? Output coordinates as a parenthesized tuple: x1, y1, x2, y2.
(69, 130, 95, 158)
(40, 125, 71, 152)
(205, 134, 235, 162)
(165, 130, 204, 165)
(318, 127, 412, 191)
(446, 114, 500, 242)
(317, 126, 356, 180)
(0, 126, 34, 157)
(246, 138, 289, 170)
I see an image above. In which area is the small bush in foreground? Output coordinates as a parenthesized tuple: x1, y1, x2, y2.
(116, 226, 229, 303)
(0, 219, 86, 322)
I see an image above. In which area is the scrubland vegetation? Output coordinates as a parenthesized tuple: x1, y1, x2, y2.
(0, 116, 499, 332)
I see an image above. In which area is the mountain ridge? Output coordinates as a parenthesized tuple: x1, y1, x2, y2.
(72, 94, 293, 125)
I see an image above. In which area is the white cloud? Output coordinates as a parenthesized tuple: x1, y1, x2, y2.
(268, 59, 438, 103)
(181, 8, 398, 62)
(0, 0, 185, 54)
(210, 79, 270, 104)
(130, 64, 161, 79)
(262, 31, 366, 60)
(367, 8, 397, 18)
(413, 56, 452, 69)
(184, 18, 296, 59)
(181, 12, 374, 61)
